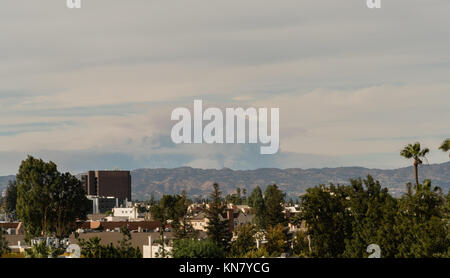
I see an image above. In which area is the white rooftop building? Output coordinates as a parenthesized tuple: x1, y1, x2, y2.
(111, 206, 143, 221)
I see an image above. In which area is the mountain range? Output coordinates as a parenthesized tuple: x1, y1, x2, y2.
(131, 162, 450, 200)
(1, 162, 449, 200)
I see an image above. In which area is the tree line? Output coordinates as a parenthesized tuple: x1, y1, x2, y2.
(164, 176, 449, 258)
(0, 139, 449, 258)
(157, 140, 450, 258)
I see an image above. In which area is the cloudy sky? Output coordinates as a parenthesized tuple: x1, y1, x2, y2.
(0, 0, 449, 175)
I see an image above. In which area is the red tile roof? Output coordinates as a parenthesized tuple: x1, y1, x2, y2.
(0, 222, 20, 229)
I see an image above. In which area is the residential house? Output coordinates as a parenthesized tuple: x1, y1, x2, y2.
(189, 212, 208, 232)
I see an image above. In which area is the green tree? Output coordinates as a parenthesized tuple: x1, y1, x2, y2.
(16, 156, 58, 238)
(264, 184, 286, 227)
(300, 184, 352, 257)
(400, 142, 430, 186)
(205, 183, 232, 250)
(300, 175, 449, 258)
(230, 223, 257, 257)
(151, 194, 191, 256)
(78, 237, 104, 258)
(264, 223, 288, 257)
(53, 172, 89, 238)
(174, 213, 198, 240)
(172, 239, 225, 258)
(444, 192, 450, 257)
(173, 192, 198, 240)
(394, 180, 448, 257)
(248, 186, 266, 229)
(292, 230, 310, 257)
(0, 228, 10, 257)
(16, 156, 88, 240)
(150, 196, 172, 257)
(5, 180, 17, 219)
(225, 188, 245, 205)
(343, 176, 398, 258)
(242, 188, 247, 204)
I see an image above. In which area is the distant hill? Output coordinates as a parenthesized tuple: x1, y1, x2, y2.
(2, 162, 449, 200)
(130, 162, 450, 200)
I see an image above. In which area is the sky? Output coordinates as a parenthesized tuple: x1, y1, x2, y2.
(0, 0, 449, 175)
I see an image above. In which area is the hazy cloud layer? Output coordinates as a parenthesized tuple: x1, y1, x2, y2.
(0, 0, 449, 174)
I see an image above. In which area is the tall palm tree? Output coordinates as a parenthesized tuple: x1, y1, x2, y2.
(400, 142, 430, 186)
(439, 139, 449, 157)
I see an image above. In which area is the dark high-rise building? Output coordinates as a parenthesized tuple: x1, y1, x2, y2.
(81, 170, 131, 202)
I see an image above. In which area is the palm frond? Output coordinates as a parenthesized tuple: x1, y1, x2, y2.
(401, 142, 430, 161)
(419, 148, 430, 157)
(439, 139, 450, 152)
(400, 149, 413, 158)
